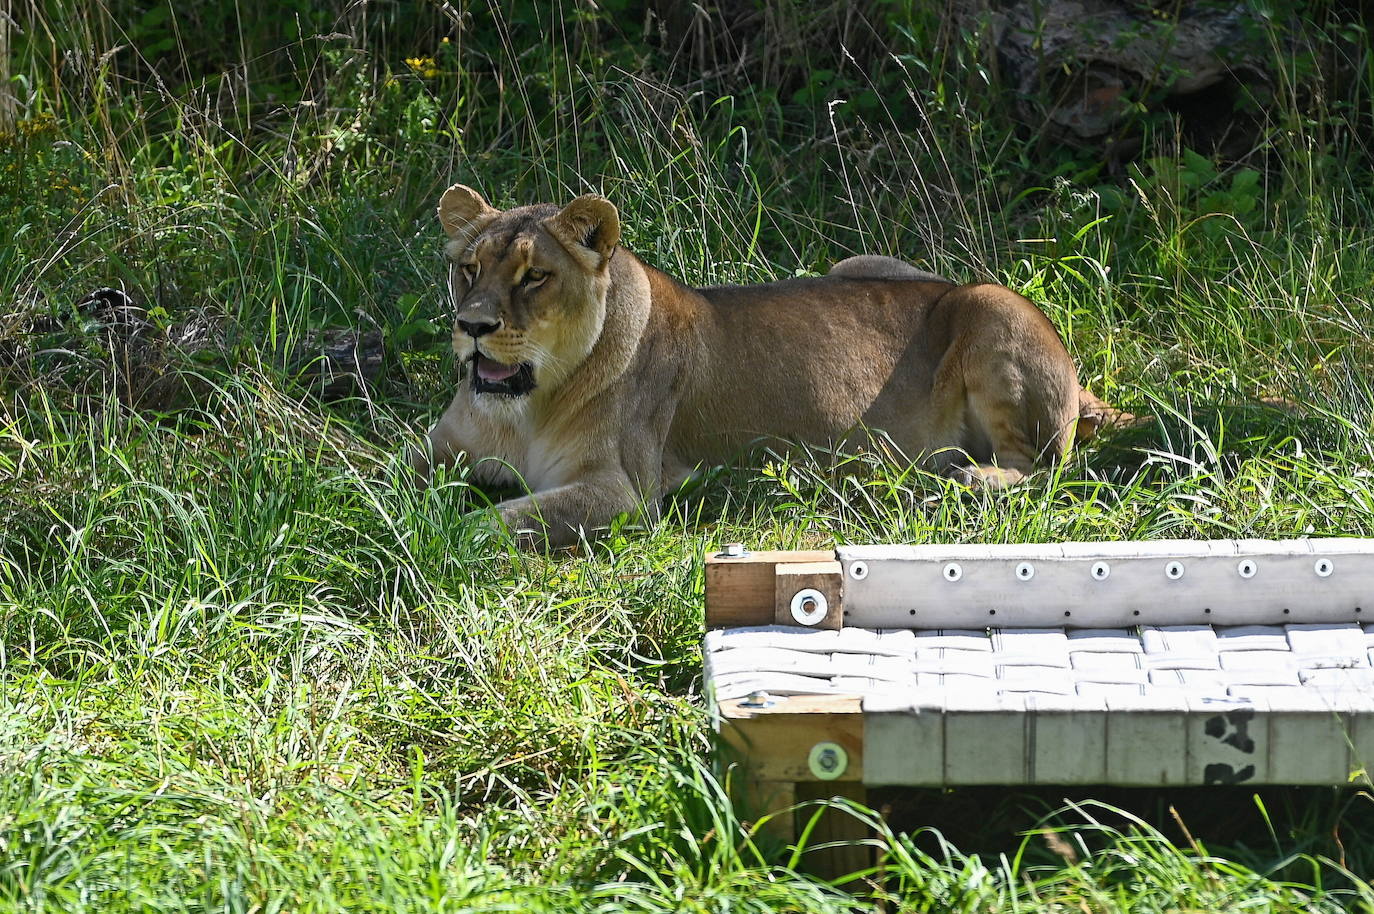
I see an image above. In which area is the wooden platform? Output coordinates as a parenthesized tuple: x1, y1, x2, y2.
(706, 539, 1374, 869)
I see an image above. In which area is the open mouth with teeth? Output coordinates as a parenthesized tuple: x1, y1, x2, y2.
(472, 353, 536, 396)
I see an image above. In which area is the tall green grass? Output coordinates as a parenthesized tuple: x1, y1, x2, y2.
(4, 1, 1374, 910)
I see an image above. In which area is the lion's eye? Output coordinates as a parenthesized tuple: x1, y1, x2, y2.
(522, 268, 549, 285)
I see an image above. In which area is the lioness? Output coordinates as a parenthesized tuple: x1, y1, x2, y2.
(413, 184, 1115, 546)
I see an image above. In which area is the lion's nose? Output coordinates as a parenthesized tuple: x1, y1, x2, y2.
(457, 315, 501, 338)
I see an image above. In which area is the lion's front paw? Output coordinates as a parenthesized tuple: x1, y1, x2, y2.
(454, 505, 542, 549)
(493, 505, 540, 544)
(949, 464, 1028, 489)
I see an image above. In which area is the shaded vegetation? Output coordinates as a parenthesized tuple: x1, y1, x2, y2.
(3, 0, 1374, 910)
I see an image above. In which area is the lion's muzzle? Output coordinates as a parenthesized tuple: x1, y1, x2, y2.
(473, 352, 536, 397)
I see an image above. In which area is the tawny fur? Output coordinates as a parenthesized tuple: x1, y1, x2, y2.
(413, 185, 1115, 546)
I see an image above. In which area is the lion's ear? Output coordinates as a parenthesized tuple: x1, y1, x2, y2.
(545, 194, 620, 268)
(437, 184, 498, 239)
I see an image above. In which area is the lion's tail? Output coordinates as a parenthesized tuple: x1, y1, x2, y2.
(1074, 388, 1142, 443)
(1074, 390, 1309, 444)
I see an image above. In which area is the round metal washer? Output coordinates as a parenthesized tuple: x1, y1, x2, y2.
(1238, 559, 1258, 579)
(1165, 561, 1185, 580)
(943, 562, 963, 582)
(848, 561, 869, 581)
(1015, 561, 1035, 581)
(808, 741, 849, 780)
(1315, 558, 1334, 577)
(790, 588, 829, 626)
(1091, 561, 1110, 581)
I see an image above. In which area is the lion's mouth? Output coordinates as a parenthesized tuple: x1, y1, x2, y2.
(473, 353, 536, 397)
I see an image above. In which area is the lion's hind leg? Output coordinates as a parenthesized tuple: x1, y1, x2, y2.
(961, 362, 1080, 489)
(928, 286, 1081, 489)
(940, 376, 1040, 488)
(944, 407, 1037, 489)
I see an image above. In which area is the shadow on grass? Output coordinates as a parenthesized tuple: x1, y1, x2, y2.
(875, 782, 1374, 884)
(1082, 396, 1347, 481)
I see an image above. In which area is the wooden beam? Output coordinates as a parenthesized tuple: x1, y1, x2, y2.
(774, 560, 844, 630)
(705, 548, 834, 628)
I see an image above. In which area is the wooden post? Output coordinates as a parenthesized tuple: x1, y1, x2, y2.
(708, 546, 871, 883)
(743, 777, 796, 845)
(795, 781, 873, 884)
(718, 693, 871, 882)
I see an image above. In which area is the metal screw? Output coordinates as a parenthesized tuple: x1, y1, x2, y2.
(1238, 559, 1257, 579)
(740, 690, 779, 709)
(849, 561, 868, 581)
(943, 562, 962, 582)
(1015, 562, 1035, 581)
(1315, 558, 1334, 578)
(1091, 561, 1110, 581)
(1165, 561, 1185, 580)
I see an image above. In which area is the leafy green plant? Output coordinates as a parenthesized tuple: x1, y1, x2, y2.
(1135, 148, 1266, 241)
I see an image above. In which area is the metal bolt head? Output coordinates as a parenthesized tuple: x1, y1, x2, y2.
(740, 690, 779, 709)
(808, 741, 849, 780)
(790, 588, 828, 626)
(720, 543, 747, 558)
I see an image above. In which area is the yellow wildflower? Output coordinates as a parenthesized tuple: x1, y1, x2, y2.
(405, 56, 439, 78)
(17, 113, 58, 137)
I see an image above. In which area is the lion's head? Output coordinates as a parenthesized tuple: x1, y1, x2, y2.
(436, 184, 620, 406)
